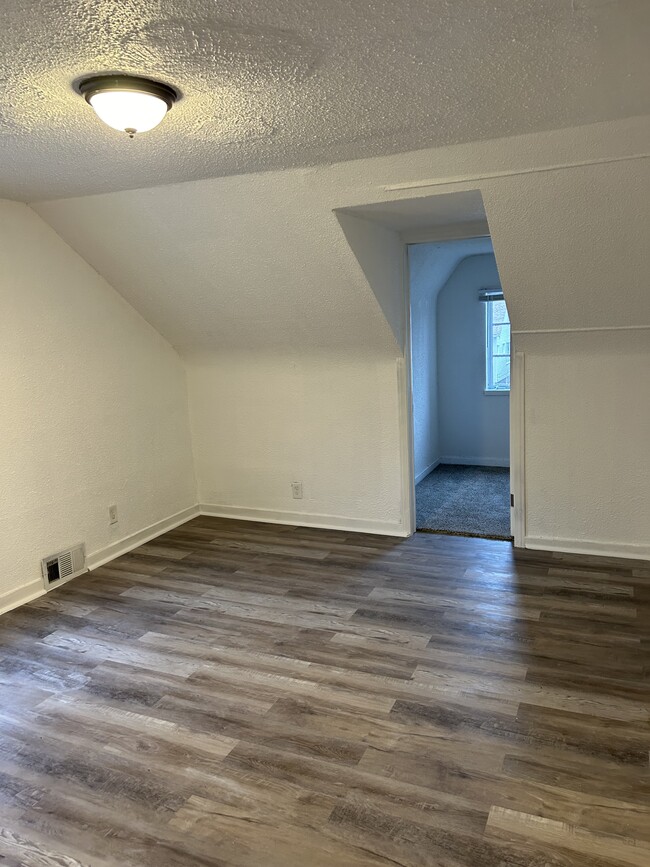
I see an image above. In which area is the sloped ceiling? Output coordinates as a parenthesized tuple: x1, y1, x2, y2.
(338, 190, 488, 235)
(33, 119, 650, 358)
(1, 0, 649, 199)
(34, 169, 401, 355)
(408, 239, 495, 308)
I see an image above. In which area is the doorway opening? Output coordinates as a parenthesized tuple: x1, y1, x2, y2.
(408, 236, 512, 540)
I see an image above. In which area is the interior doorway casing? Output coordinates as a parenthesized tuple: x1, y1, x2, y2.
(400, 230, 524, 546)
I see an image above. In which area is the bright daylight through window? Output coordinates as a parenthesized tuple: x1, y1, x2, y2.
(485, 297, 510, 391)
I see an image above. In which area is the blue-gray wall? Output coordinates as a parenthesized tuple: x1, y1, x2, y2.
(409, 239, 500, 481)
(437, 253, 510, 467)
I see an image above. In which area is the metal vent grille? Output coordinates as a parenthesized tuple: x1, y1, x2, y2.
(58, 550, 74, 579)
(41, 544, 86, 589)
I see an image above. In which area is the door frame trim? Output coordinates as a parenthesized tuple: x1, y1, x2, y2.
(400, 237, 525, 545)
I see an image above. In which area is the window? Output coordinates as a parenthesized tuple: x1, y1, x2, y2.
(485, 295, 510, 391)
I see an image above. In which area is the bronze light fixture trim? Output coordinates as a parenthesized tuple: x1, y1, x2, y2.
(77, 74, 179, 137)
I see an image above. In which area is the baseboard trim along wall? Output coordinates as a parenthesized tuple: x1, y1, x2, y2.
(1, 502, 408, 618)
(525, 535, 650, 562)
(0, 579, 46, 616)
(414, 460, 440, 485)
(439, 456, 510, 468)
(199, 503, 410, 537)
(86, 505, 201, 571)
(0, 506, 201, 617)
(7, 512, 646, 619)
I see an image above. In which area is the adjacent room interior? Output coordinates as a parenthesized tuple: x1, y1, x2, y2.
(1, 2, 649, 865)
(410, 236, 512, 540)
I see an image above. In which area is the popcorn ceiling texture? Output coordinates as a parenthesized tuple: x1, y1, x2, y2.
(0, 0, 648, 200)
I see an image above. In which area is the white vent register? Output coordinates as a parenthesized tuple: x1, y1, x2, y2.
(41, 544, 86, 590)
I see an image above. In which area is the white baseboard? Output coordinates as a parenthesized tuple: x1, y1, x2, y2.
(525, 535, 650, 563)
(86, 505, 200, 571)
(199, 503, 409, 537)
(0, 579, 46, 616)
(440, 456, 510, 468)
(414, 460, 440, 485)
(1, 501, 408, 619)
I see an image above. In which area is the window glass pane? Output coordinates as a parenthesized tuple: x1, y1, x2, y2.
(491, 355, 510, 389)
(492, 323, 510, 355)
(491, 299, 509, 324)
(485, 297, 511, 391)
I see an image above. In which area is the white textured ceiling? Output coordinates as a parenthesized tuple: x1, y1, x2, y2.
(339, 190, 487, 233)
(34, 118, 650, 356)
(1, 0, 649, 200)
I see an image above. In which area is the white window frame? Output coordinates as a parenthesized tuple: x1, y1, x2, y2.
(485, 296, 510, 393)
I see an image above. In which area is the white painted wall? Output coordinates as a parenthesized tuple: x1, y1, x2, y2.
(0, 201, 196, 612)
(409, 247, 440, 482)
(187, 350, 405, 535)
(437, 254, 510, 467)
(337, 212, 404, 351)
(520, 329, 650, 559)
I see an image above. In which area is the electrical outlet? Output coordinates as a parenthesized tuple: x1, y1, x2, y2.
(108, 505, 118, 525)
(291, 481, 303, 499)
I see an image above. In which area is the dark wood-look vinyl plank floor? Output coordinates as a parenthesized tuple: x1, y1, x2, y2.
(0, 517, 649, 866)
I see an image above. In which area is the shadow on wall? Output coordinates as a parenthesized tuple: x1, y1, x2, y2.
(335, 211, 405, 352)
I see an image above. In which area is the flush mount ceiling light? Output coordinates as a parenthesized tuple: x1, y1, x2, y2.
(78, 74, 178, 138)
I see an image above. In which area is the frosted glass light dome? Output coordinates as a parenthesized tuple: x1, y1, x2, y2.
(78, 75, 177, 137)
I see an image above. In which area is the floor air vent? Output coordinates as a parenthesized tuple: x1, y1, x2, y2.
(41, 544, 86, 589)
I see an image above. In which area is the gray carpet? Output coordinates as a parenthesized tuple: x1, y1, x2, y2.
(416, 464, 512, 540)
